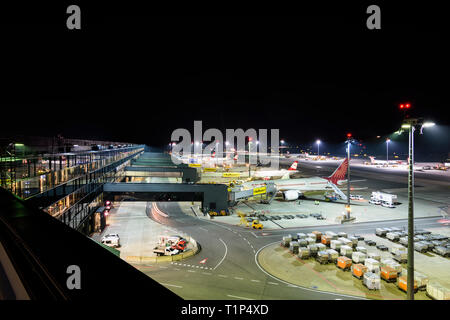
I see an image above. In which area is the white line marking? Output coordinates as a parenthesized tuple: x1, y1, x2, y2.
(159, 266, 168, 269)
(234, 277, 244, 280)
(202, 272, 212, 275)
(251, 279, 260, 282)
(213, 238, 228, 270)
(187, 270, 196, 273)
(268, 282, 279, 285)
(218, 274, 228, 278)
(161, 283, 183, 288)
(227, 294, 254, 300)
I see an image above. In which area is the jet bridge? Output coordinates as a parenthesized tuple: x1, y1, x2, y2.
(229, 182, 277, 203)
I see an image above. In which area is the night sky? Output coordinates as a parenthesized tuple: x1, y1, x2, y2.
(1, 3, 449, 158)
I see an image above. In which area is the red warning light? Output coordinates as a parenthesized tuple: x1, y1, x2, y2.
(347, 133, 352, 138)
(405, 103, 410, 108)
(400, 104, 404, 109)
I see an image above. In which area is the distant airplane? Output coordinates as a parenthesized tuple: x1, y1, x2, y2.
(244, 159, 349, 200)
(252, 161, 298, 179)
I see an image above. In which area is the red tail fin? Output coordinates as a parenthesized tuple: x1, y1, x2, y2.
(324, 158, 348, 185)
(288, 161, 298, 171)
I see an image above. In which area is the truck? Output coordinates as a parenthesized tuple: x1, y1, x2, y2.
(153, 246, 180, 256)
(371, 191, 397, 205)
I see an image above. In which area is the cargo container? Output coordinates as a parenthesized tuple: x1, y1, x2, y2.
(298, 239, 308, 247)
(367, 252, 381, 261)
(321, 234, 332, 246)
(401, 269, 429, 290)
(422, 241, 434, 249)
(325, 231, 338, 240)
(390, 227, 402, 233)
(365, 258, 380, 273)
(433, 246, 450, 257)
(306, 237, 316, 245)
(312, 231, 322, 242)
(337, 232, 348, 238)
(391, 244, 404, 255)
(348, 236, 358, 248)
(330, 240, 343, 250)
(392, 251, 408, 264)
(340, 245, 353, 258)
(352, 251, 367, 264)
(307, 244, 319, 257)
(414, 242, 428, 253)
(380, 266, 398, 282)
(398, 275, 418, 293)
(316, 243, 327, 252)
(296, 233, 307, 240)
(289, 241, 299, 254)
(316, 251, 330, 264)
(356, 246, 367, 254)
(326, 249, 339, 263)
(363, 272, 381, 290)
(281, 236, 291, 247)
(375, 228, 388, 237)
(307, 233, 316, 240)
(386, 232, 400, 242)
(426, 282, 450, 300)
(298, 247, 310, 259)
(337, 256, 352, 271)
(352, 263, 368, 279)
(380, 259, 402, 274)
(399, 237, 409, 246)
(338, 237, 352, 247)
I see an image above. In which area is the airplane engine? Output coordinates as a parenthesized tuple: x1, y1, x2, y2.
(282, 190, 302, 201)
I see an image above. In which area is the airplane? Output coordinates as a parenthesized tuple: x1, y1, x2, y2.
(243, 158, 349, 200)
(251, 161, 299, 179)
(368, 156, 405, 166)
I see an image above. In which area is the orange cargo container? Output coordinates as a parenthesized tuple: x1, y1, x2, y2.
(352, 263, 368, 279)
(380, 266, 398, 282)
(398, 276, 418, 293)
(321, 235, 332, 245)
(337, 256, 352, 271)
(312, 231, 322, 242)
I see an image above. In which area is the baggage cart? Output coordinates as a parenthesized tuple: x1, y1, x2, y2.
(340, 245, 353, 258)
(337, 256, 352, 271)
(414, 241, 428, 253)
(380, 266, 398, 283)
(348, 236, 358, 248)
(330, 240, 343, 250)
(289, 241, 299, 254)
(326, 249, 339, 263)
(296, 233, 307, 240)
(306, 237, 316, 245)
(325, 231, 338, 240)
(356, 246, 367, 253)
(351, 263, 368, 279)
(432, 246, 450, 257)
(316, 243, 327, 252)
(321, 234, 332, 246)
(386, 232, 400, 242)
(307, 244, 319, 257)
(363, 272, 381, 290)
(375, 228, 388, 237)
(367, 252, 381, 261)
(352, 251, 367, 264)
(312, 231, 322, 242)
(426, 281, 450, 300)
(337, 232, 347, 238)
(365, 258, 380, 273)
(298, 247, 310, 259)
(316, 251, 330, 264)
(398, 275, 418, 293)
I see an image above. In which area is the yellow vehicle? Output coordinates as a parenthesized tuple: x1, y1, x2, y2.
(251, 219, 263, 229)
(209, 211, 218, 216)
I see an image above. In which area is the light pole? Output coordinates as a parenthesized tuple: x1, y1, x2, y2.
(316, 139, 321, 156)
(345, 133, 352, 219)
(386, 138, 390, 163)
(398, 114, 435, 300)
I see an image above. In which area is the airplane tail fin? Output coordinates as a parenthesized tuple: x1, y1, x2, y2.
(233, 154, 238, 161)
(288, 161, 298, 171)
(324, 158, 348, 185)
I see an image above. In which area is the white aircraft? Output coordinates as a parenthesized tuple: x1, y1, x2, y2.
(243, 158, 349, 200)
(252, 161, 298, 179)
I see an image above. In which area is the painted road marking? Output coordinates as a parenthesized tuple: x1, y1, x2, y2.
(161, 283, 183, 288)
(213, 238, 228, 270)
(268, 282, 279, 285)
(251, 279, 260, 282)
(202, 272, 212, 275)
(218, 274, 228, 278)
(199, 258, 208, 264)
(234, 277, 244, 280)
(227, 294, 254, 300)
(187, 270, 196, 273)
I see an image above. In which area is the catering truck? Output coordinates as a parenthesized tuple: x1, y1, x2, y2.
(371, 191, 397, 205)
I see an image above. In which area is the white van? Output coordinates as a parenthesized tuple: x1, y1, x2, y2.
(101, 234, 120, 247)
